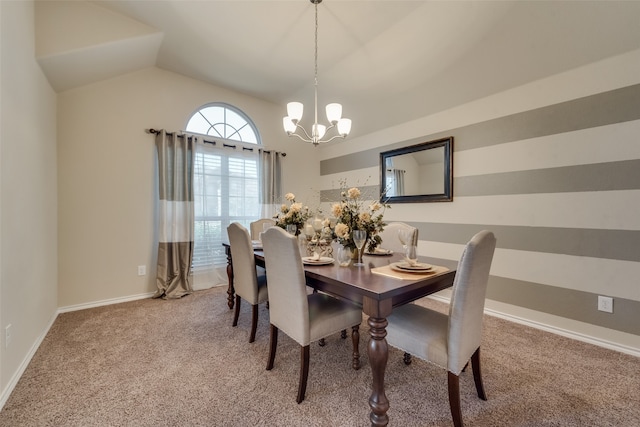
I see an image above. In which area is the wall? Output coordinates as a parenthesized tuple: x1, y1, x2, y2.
(0, 0, 58, 399)
(318, 49, 640, 354)
(57, 66, 317, 309)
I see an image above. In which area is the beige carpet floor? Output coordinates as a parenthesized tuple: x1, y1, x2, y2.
(0, 286, 638, 426)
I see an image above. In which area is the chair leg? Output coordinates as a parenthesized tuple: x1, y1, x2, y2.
(232, 295, 241, 327)
(447, 371, 464, 427)
(351, 325, 360, 370)
(341, 329, 347, 339)
(471, 347, 487, 400)
(403, 352, 412, 365)
(249, 304, 259, 343)
(266, 324, 278, 371)
(297, 345, 310, 403)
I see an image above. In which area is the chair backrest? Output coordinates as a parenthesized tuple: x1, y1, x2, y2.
(250, 218, 276, 240)
(378, 222, 418, 253)
(262, 226, 310, 344)
(447, 230, 497, 374)
(227, 222, 260, 303)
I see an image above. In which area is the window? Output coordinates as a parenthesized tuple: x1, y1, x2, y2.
(186, 103, 260, 144)
(186, 104, 262, 281)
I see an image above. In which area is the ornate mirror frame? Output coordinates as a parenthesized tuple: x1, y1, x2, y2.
(380, 136, 453, 203)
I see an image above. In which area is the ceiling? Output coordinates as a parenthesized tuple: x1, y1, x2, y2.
(37, 1, 640, 139)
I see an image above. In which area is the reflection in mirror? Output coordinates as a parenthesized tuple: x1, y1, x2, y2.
(380, 137, 453, 203)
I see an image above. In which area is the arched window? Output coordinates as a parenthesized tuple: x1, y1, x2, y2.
(186, 103, 261, 144)
(185, 103, 263, 286)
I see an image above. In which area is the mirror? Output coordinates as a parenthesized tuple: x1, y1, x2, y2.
(380, 136, 453, 203)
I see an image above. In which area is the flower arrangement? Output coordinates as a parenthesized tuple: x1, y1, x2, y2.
(273, 193, 311, 236)
(331, 182, 389, 252)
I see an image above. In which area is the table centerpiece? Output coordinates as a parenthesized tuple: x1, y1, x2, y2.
(331, 182, 389, 258)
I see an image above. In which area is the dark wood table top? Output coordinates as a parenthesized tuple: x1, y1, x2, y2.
(252, 248, 457, 308)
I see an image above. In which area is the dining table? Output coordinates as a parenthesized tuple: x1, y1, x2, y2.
(223, 242, 457, 426)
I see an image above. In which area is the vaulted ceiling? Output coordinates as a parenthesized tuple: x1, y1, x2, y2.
(36, 0, 640, 138)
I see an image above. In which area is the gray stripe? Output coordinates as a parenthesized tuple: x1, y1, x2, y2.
(408, 222, 640, 262)
(456, 159, 640, 196)
(321, 83, 640, 176)
(486, 276, 640, 336)
(319, 185, 379, 204)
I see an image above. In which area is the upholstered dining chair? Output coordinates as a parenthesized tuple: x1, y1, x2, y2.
(378, 221, 418, 254)
(261, 226, 362, 403)
(385, 230, 497, 427)
(250, 218, 276, 241)
(227, 222, 269, 343)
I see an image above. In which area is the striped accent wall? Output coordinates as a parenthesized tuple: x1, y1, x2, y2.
(319, 83, 640, 337)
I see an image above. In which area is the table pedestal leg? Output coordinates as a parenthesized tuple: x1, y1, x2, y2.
(226, 249, 234, 310)
(368, 316, 389, 426)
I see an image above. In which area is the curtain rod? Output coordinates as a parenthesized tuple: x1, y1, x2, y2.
(146, 128, 286, 157)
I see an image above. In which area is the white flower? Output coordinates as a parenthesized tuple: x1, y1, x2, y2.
(370, 201, 382, 212)
(290, 202, 302, 213)
(285, 193, 296, 201)
(347, 187, 361, 199)
(335, 223, 350, 238)
(331, 203, 343, 217)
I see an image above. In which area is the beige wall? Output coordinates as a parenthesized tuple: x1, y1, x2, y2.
(57, 66, 319, 308)
(0, 1, 58, 396)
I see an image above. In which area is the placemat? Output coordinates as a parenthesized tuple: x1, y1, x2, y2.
(371, 264, 449, 281)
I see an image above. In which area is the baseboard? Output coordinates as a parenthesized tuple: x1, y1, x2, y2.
(57, 291, 156, 313)
(428, 294, 640, 358)
(0, 310, 58, 411)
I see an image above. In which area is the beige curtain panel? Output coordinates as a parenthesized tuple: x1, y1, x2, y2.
(154, 130, 195, 299)
(259, 149, 283, 219)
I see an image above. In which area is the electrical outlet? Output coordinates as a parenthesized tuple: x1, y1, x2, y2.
(598, 296, 613, 313)
(138, 265, 146, 276)
(5, 324, 12, 348)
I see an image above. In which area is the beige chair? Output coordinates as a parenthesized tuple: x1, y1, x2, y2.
(261, 226, 362, 403)
(386, 230, 497, 427)
(227, 222, 269, 343)
(378, 221, 418, 254)
(250, 218, 276, 241)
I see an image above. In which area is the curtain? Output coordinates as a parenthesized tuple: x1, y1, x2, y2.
(393, 169, 405, 196)
(259, 149, 282, 219)
(154, 130, 195, 299)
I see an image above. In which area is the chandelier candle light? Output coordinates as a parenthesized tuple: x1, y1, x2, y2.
(282, 0, 351, 145)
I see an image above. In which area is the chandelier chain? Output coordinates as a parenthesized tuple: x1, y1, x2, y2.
(314, 0, 318, 87)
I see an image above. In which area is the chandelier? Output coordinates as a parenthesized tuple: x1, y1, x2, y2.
(282, 0, 351, 146)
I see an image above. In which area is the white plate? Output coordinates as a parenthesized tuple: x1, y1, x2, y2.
(390, 262, 433, 272)
(365, 248, 393, 256)
(302, 257, 334, 266)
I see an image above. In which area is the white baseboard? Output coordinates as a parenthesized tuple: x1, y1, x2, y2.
(57, 291, 156, 313)
(428, 294, 640, 358)
(0, 310, 58, 411)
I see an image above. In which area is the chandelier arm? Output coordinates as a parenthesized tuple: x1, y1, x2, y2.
(287, 132, 313, 144)
(316, 123, 337, 140)
(317, 133, 346, 144)
(295, 123, 315, 141)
